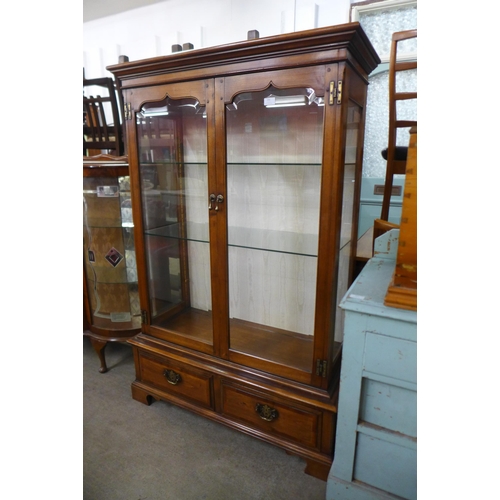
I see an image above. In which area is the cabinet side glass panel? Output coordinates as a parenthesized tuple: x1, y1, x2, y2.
(226, 87, 324, 372)
(136, 98, 212, 345)
(335, 101, 362, 344)
(83, 175, 141, 329)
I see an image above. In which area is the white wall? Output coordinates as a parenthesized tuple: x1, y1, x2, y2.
(83, 0, 352, 79)
(83, 0, 417, 181)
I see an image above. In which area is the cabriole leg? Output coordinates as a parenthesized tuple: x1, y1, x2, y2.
(89, 337, 108, 373)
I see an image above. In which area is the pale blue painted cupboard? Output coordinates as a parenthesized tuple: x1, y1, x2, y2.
(327, 231, 416, 500)
(357, 177, 405, 238)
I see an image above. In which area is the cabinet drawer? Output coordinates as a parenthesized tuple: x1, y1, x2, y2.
(221, 382, 321, 450)
(138, 352, 214, 409)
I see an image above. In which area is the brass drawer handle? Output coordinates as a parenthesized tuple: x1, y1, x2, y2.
(163, 369, 182, 385)
(255, 403, 278, 422)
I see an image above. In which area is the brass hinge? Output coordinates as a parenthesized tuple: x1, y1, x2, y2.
(124, 102, 132, 120)
(316, 359, 328, 378)
(329, 81, 336, 105)
(141, 310, 149, 325)
(328, 81, 342, 105)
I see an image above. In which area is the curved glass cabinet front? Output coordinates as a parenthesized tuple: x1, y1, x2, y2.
(83, 158, 141, 335)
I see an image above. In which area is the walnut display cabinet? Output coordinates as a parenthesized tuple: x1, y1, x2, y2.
(107, 23, 379, 480)
(83, 155, 141, 372)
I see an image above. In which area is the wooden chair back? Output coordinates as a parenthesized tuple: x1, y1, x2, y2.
(380, 29, 417, 222)
(83, 76, 124, 156)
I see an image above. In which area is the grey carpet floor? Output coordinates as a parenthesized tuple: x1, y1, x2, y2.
(83, 336, 327, 500)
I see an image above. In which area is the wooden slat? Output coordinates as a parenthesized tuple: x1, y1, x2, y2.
(96, 97, 110, 141)
(395, 92, 417, 101)
(89, 101, 100, 141)
(392, 29, 417, 42)
(395, 120, 417, 128)
(395, 61, 417, 72)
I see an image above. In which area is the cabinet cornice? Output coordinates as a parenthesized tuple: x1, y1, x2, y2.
(107, 23, 380, 83)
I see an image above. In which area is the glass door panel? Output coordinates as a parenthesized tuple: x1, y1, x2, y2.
(335, 101, 363, 345)
(137, 97, 212, 345)
(226, 86, 324, 372)
(83, 173, 140, 330)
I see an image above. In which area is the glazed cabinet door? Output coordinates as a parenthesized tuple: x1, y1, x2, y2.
(83, 163, 141, 333)
(125, 80, 217, 354)
(124, 66, 367, 381)
(215, 66, 343, 386)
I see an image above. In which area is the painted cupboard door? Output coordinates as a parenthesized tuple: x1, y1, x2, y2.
(127, 80, 217, 354)
(218, 67, 331, 384)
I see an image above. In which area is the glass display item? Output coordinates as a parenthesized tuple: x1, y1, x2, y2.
(83, 155, 140, 372)
(107, 23, 379, 479)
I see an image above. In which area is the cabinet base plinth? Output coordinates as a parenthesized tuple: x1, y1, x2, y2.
(304, 459, 331, 481)
(131, 382, 158, 406)
(129, 339, 337, 481)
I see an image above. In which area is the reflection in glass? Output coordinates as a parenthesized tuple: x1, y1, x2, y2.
(137, 96, 212, 344)
(83, 175, 140, 330)
(226, 86, 324, 372)
(335, 102, 362, 343)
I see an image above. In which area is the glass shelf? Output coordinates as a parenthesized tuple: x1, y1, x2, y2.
(229, 227, 318, 257)
(139, 161, 321, 168)
(139, 161, 207, 168)
(227, 162, 321, 167)
(144, 222, 318, 257)
(83, 189, 132, 195)
(145, 222, 209, 243)
(84, 222, 134, 229)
